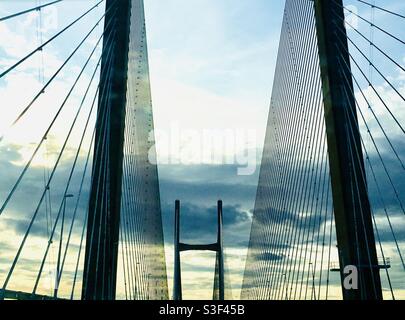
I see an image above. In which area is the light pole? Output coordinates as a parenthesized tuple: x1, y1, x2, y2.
(54, 193, 74, 298)
(309, 262, 316, 300)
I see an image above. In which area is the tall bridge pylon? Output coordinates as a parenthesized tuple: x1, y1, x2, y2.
(242, 0, 404, 300)
(81, 0, 132, 300)
(82, 0, 168, 300)
(313, 0, 381, 300)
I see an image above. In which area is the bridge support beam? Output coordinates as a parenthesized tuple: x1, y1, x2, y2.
(82, 0, 132, 300)
(314, 0, 382, 300)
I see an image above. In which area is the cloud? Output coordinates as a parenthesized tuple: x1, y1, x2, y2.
(161, 201, 251, 246)
(255, 252, 284, 262)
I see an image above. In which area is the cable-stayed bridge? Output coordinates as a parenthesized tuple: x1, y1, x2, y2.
(243, 0, 405, 300)
(0, 0, 404, 300)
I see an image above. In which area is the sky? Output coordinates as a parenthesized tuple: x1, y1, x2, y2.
(143, 0, 285, 299)
(0, 0, 404, 300)
(143, 0, 405, 299)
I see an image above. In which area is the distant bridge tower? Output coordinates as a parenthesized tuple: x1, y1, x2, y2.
(173, 200, 225, 300)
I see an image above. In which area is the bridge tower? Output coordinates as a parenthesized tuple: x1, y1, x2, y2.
(173, 200, 225, 300)
(81, 0, 131, 301)
(314, 0, 382, 300)
(82, 0, 168, 300)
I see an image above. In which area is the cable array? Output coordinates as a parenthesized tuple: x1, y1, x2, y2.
(117, 0, 168, 300)
(332, 0, 405, 299)
(0, 1, 116, 300)
(243, 0, 404, 300)
(243, 0, 338, 300)
(0, 0, 169, 300)
(1, 0, 403, 301)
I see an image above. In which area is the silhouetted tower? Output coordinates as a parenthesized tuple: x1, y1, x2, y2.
(314, 0, 382, 300)
(173, 200, 225, 300)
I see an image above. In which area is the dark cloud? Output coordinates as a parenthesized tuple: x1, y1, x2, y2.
(0, 143, 91, 283)
(161, 201, 251, 248)
(0, 144, 91, 227)
(1, 128, 404, 296)
(158, 163, 259, 249)
(158, 163, 259, 206)
(255, 252, 284, 262)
